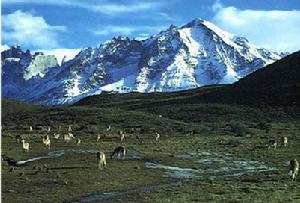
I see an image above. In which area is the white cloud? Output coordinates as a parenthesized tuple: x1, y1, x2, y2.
(2, 0, 72, 4)
(2, 0, 163, 15)
(211, 0, 222, 12)
(92, 26, 136, 36)
(2, 10, 67, 49)
(154, 12, 176, 22)
(91, 25, 167, 36)
(211, 1, 300, 52)
(86, 2, 162, 15)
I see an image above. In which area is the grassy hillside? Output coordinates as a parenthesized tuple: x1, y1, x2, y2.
(1, 104, 199, 137)
(1, 98, 43, 117)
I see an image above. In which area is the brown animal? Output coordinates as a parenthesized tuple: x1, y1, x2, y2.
(22, 140, 30, 152)
(54, 133, 60, 140)
(15, 135, 22, 143)
(111, 146, 126, 159)
(68, 133, 75, 139)
(96, 151, 106, 169)
(186, 130, 194, 136)
(119, 131, 125, 142)
(155, 132, 160, 141)
(268, 139, 277, 149)
(42, 136, 51, 149)
(289, 159, 299, 181)
(64, 133, 72, 143)
(97, 134, 101, 142)
(76, 138, 81, 146)
(282, 137, 288, 147)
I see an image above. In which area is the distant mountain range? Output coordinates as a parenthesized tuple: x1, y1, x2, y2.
(75, 51, 300, 108)
(2, 50, 299, 130)
(1, 18, 286, 105)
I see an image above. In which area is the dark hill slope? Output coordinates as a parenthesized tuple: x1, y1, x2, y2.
(194, 50, 300, 106)
(1, 98, 43, 116)
(1, 98, 196, 135)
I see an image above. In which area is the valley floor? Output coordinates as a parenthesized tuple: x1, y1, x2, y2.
(2, 120, 300, 203)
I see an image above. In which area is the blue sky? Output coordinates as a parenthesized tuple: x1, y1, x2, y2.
(2, 0, 300, 53)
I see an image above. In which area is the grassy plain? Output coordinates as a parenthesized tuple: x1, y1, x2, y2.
(2, 100, 300, 203)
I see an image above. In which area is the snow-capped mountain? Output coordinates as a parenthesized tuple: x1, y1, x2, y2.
(2, 18, 285, 105)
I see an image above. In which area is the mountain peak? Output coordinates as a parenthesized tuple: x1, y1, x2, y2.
(2, 19, 284, 105)
(167, 24, 177, 30)
(181, 18, 235, 45)
(183, 18, 205, 28)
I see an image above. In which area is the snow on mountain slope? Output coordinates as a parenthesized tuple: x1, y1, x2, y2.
(2, 19, 285, 105)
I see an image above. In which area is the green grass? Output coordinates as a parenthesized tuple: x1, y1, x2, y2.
(2, 118, 300, 203)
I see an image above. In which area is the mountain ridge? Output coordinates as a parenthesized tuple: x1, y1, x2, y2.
(74, 50, 300, 108)
(1, 18, 285, 105)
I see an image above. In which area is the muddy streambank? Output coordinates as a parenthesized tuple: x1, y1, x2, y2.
(10, 149, 278, 203)
(145, 151, 277, 179)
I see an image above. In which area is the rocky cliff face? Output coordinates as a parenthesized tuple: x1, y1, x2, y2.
(24, 53, 58, 80)
(1, 46, 59, 99)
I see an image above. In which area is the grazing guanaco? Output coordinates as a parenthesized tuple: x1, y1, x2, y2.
(282, 137, 288, 147)
(68, 132, 75, 139)
(111, 146, 126, 159)
(42, 135, 51, 149)
(97, 134, 101, 142)
(15, 134, 22, 143)
(76, 138, 81, 146)
(22, 140, 30, 152)
(54, 133, 60, 140)
(289, 159, 299, 181)
(155, 132, 160, 141)
(97, 151, 106, 169)
(106, 125, 111, 132)
(268, 139, 277, 149)
(64, 133, 71, 143)
(119, 131, 125, 142)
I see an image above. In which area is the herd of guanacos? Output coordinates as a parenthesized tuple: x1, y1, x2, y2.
(4, 125, 300, 181)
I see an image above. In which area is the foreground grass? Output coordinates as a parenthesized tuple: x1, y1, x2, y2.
(2, 119, 300, 203)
